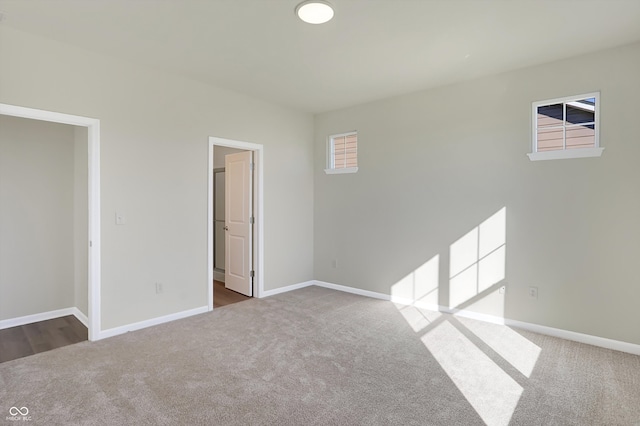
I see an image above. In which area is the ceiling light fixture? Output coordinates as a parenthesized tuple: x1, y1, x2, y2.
(295, 1, 334, 24)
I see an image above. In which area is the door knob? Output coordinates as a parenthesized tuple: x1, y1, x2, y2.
(224, 226, 229, 231)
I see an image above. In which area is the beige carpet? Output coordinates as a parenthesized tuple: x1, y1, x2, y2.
(1, 286, 639, 425)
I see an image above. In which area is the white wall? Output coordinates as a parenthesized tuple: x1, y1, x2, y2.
(314, 42, 640, 345)
(0, 115, 76, 320)
(0, 26, 315, 330)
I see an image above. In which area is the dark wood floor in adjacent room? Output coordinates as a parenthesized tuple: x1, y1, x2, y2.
(214, 280, 251, 308)
(0, 285, 248, 363)
(0, 315, 87, 363)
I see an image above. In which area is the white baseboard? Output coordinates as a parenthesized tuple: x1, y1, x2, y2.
(505, 319, 640, 356)
(260, 280, 314, 298)
(391, 296, 441, 312)
(310, 280, 640, 356)
(71, 307, 89, 328)
(313, 280, 390, 300)
(313, 280, 440, 312)
(0, 307, 80, 330)
(213, 270, 225, 282)
(98, 306, 209, 340)
(442, 306, 507, 325)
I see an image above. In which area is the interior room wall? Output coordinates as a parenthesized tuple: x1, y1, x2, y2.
(0, 26, 314, 330)
(314, 41, 640, 345)
(0, 115, 75, 320)
(74, 126, 89, 316)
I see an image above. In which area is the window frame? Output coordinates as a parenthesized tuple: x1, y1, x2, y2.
(528, 92, 603, 161)
(325, 130, 358, 174)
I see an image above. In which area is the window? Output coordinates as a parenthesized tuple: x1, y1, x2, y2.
(528, 92, 603, 161)
(325, 131, 358, 174)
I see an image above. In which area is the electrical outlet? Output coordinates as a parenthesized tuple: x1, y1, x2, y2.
(528, 286, 538, 299)
(155, 282, 163, 294)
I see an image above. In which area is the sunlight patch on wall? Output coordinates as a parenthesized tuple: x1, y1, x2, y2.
(449, 208, 506, 309)
(422, 320, 522, 426)
(457, 287, 506, 320)
(450, 227, 479, 279)
(457, 317, 541, 378)
(390, 254, 439, 309)
(449, 260, 478, 309)
(478, 246, 505, 292)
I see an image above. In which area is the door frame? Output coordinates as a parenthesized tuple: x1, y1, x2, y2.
(208, 136, 263, 310)
(0, 103, 101, 341)
(212, 167, 226, 281)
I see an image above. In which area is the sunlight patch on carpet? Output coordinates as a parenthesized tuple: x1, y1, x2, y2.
(457, 317, 541, 378)
(422, 320, 522, 426)
(395, 305, 442, 333)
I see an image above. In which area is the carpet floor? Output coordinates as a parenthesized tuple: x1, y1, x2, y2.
(1, 286, 639, 425)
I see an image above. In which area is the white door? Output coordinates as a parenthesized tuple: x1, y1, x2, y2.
(224, 151, 253, 296)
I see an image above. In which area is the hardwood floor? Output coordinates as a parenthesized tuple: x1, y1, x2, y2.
(0, 315, 87, 363)
(0, 286, 247, 363)
(213, 280, 251, 308)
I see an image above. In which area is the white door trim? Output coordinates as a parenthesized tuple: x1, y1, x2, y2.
(208, 136, 264, 310)
(0, 103, 101, 341)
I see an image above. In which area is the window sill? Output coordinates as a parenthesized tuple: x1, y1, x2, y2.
(324, 167, 358, 175)
(527, 147, 604, 161)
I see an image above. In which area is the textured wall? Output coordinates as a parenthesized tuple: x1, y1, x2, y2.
(0, 26, 314, 330)
(0, 115, 75, 320)
(314, 42, 640, 345)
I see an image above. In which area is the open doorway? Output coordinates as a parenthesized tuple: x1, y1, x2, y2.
(212, 147, 250, 308)
(208, 137, 264, 311)
(0, 104, 101, 343)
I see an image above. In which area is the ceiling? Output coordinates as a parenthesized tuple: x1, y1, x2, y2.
(1, 0, 640, 113)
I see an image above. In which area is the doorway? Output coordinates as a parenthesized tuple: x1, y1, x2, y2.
(212, 148, 251, 307)
(0, 103, 101, 341)
(208, 137, 264, 311)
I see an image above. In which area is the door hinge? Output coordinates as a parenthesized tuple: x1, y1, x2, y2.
(250, 270, 255, 278)
(250, 162, 255, 171)
(89, 240, 92, 247)
(250, 216, 255, 224)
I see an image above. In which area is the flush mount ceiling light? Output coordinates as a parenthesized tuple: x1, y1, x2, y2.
(295, 1, 334, 24)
